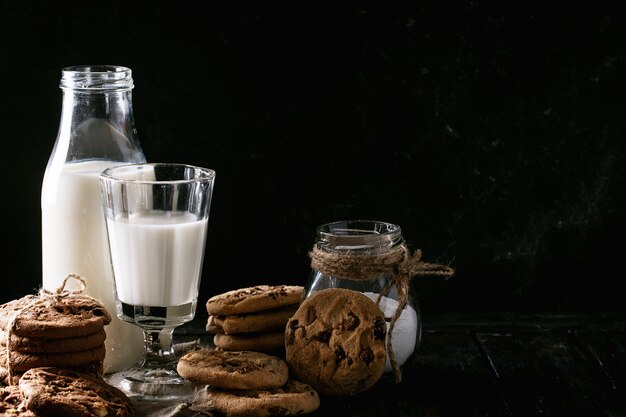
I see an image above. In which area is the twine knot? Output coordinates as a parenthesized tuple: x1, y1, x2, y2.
(309, 243, 453, 383)
(37, 273, 88, 306)
(3, 273, 95, 384)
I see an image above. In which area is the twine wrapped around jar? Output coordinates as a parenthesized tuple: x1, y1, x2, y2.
(309, 243, 454, 383)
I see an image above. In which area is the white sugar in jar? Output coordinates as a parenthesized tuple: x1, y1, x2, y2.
(364, 292, 419, 372)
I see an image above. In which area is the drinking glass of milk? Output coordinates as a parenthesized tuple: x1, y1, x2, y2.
(99, 163, 215, 401)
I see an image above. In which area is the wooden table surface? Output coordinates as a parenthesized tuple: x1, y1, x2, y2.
(174, 312, 626, 417)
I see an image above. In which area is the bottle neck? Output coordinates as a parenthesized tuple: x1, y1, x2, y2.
(55, 88, 143, 164)
(59, 89, 135, 134)
(49, 65, 145, 166)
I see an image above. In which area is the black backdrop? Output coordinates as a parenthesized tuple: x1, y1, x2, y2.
(1, 1, 624, 319)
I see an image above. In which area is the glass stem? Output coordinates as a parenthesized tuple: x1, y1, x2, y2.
(141, 327, 177, 369)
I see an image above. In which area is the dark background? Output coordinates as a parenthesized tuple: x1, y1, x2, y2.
(1, 1, 624, 319)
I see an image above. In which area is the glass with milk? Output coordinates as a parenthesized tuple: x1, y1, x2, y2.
(99, 163, 215, 400)
(41, 65, 146, 374)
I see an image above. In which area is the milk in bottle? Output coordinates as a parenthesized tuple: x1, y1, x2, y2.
(41, 66, 146, 374)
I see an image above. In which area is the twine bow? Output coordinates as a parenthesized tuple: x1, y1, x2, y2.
(309, 243, 454, 383)
(3, 273, 97, 383)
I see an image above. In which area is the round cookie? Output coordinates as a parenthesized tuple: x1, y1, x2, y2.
(285, 288, 387, 396)
(0, 328, 107, 353)
(0, 295, 111, 338)
(213, 331, 285, 354)
(1, 384, 36, 416)
(1, 344, 106, 372)
(177, 349, 289, 390)
(207, 304, 298, 335)
(192, 379, 320, 417)
(206, 285, 304, 315)
(18, 367, 136, 417)
(0, 361, 104, 386)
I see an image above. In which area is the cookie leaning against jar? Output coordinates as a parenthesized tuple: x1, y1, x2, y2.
(285, 288, 387, 396)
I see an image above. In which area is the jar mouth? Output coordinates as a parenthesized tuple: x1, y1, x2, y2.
(60, 65, 133, 91)
(316, 220, 403, 252)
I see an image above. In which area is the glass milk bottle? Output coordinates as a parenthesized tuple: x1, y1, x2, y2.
(41, 65, 146, 374)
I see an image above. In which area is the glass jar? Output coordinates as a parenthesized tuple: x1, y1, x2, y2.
(305, 220, 422, 378)
(41, 65, 146, 374)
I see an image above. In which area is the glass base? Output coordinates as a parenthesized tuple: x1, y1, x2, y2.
(106, 364, 196, 402)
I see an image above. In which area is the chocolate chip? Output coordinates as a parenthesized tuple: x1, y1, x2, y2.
(373, 318, 386, 341)
(286, 320, 299, 345)
(313, 330, 331, 344)
(335, 345, 346, 364)
(269, 286, 288, 300)
(360, 348, 375, 364)
(341, 311, 360, 331)
(223, 359, 241, 370)
(305, 306, 317, 325)
(289, 319, 299, 331)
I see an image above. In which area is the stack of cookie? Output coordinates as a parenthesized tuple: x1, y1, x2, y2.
(0, 294, 111, 385)
(177, 349, 320, 416)
(205, 285, 304, 355)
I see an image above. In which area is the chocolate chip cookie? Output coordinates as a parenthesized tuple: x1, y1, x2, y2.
(0, 361, 104, 387)
(206, 304, 298, 334)
(0, 329, 107, 354)
(192, 379, 320, 417)
(18, 367, 136, 417)
(213, 331, 286, 354)
(1, 344, 106, 372)
(0, 295, 111, 339)
(177, 349, 289, 390)
(285, 288, 387, 396)
(206, 285, 304, 316)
